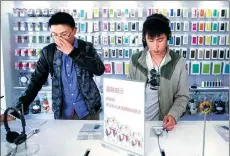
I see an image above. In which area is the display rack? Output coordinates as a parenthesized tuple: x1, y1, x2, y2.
(3, 1, 229, 120)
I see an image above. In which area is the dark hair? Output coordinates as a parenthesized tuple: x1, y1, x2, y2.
(48, 12, 75, 29)
(142, 13, 171, 47)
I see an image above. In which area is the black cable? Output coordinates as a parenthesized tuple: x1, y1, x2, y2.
(157, 135, 166, 156)
(11, 146, 18, 156)
(157, 135, 162, 151)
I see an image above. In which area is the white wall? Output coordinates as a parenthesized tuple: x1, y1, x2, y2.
(1, 1, 14, 112)
(1, 37, 6, 114)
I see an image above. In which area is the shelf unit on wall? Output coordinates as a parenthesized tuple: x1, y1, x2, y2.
(4, 1, 229, 120)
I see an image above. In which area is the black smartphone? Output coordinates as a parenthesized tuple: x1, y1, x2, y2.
(94, 125, 101, 129)
(221, 126, 229, 130)
(176, 37, 180, 45)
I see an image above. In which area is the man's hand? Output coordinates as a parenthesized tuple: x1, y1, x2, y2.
(55, 37, 74, 55)
(163, 115, 176, 131)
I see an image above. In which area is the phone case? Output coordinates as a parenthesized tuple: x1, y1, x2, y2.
(124, 22, 129, 31)
(198, 35, 204, 45)
(123, 36, 129, 45)
(183, 35, 188, 45)
(124, 49, 129, 58)
(199, 22, 205, 31)
(104, 62, 113, 74)
(111, 48, 116, 58)
(199, 9, 205, 18)
(189, 48, 196, 59)
(211, 49, 218, 59)
(118, 49, 123, 58)
(191, 8, 197, 18)
(219, 22, 225, 31)
(109, 22, 115, 31)
(183, 22, 189, 31)
(191, 22, 197, 32)
(117, 9, 122, 17)
(93, 8, 99, 18)
(175, 36, 181, 46)
(103, 8, 108, 18)
(169, 9, 174, 17)
(197, 48, 204, 59)
(183, 7, 188, 17)
(205, 35, 211, 45)
(130, 9, 135, 17)
(131, 22, 136, 31)
(93, 22, 99, 32)
(80, 9, 85, 19)
(103, 22, 108, 31)
(87, 9, 93, 19)
(124, 8, 129, 17)
(138, 8, 143, 17)
(191, 35, 197, 45)
(116, 22, 121, 31)
(109, 8, 114, 18)
(211, 35, 218, 45)
(175, 22, 181, 31)
(103, 48, 109, 58)
(212, 22, 218, 32)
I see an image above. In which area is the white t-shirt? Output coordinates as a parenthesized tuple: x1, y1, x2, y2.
(145, 50, 166, 121)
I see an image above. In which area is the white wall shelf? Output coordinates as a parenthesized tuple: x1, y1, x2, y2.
(190, 86, 229, 91)
(14, 86, 52, 91)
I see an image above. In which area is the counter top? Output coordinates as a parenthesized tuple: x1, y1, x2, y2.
(1, 120, 229, 156)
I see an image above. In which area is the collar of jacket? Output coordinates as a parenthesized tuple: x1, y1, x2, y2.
(137, 46, 172, 69)
(136, 46, 181, 80)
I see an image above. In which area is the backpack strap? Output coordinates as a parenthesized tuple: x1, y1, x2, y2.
(131, 51, 148, 77)
(46, 43, 56, 79)
(77, 39, 94, 78)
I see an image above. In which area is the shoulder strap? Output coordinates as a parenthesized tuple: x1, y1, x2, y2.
(161, 50, 181, 80)
(78, 39, 94, 78)
(131, 52, 142, 67)
(46, 43, 56, 79)
(131, 51, 148, 77)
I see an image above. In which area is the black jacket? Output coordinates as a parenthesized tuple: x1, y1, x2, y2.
(16, 39, 105, 119)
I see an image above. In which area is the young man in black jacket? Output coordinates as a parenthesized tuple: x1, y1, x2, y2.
(9, 12, 104, 120)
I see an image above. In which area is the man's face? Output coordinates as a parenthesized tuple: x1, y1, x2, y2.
(50, 24, 76, 44)
(145, 34, 168, 54)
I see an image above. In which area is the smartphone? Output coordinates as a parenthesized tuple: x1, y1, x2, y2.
(221, 126, 229, 130)
(152, 126, 164, 130)
(94, 125, 101, 129)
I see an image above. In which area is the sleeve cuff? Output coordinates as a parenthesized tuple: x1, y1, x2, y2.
(167, 110, 179, 123)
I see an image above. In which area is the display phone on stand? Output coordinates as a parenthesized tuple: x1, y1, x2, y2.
(151, 126, 166, 136)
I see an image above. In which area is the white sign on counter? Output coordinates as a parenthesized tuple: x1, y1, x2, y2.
(103, 78, 145, 156)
